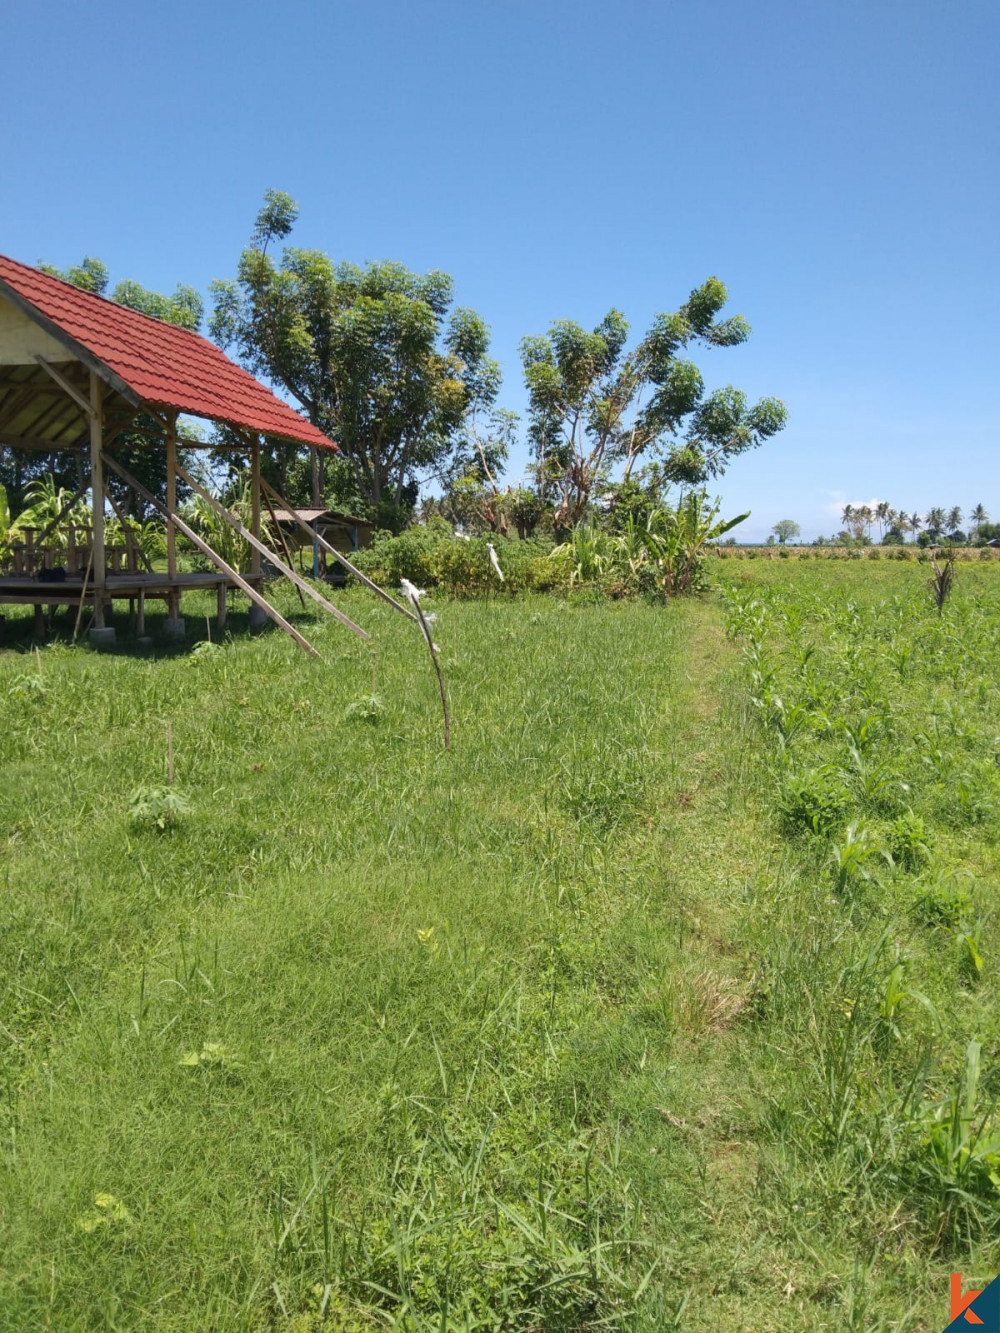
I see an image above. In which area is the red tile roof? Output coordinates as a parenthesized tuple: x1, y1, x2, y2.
(0, 254, 336, 451)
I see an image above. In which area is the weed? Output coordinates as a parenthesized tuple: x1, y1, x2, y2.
(887, 809, 934, 871)
(778, 765, 851, 835)
(345, 694, 384, 724)
(128, 784, 192, 831)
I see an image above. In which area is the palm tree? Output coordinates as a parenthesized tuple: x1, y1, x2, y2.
(947, 505, 963, 536)
(972, 503, 988, 539)
(875, 500, 891, 540)
(908, 512, 923, 543)
(925, 507, 946, 539)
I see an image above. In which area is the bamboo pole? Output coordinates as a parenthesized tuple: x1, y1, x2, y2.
(250, 435, 261, 581)
(166, 410, 178, 618)
(88, 371, 106, 628)
(100, 453, 322, 658)
(259, 478, 416, 623)
(263, 489, 306, 610)
(174, 462, 368, 641)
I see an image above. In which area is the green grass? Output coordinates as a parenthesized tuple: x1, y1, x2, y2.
(0, 565, 998, 1329)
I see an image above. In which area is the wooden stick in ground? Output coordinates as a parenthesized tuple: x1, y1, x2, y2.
(100, 453, 322, 659)
(173, 462, 368, 641)
(72, 544, 94, 643)
(263, 490, 306, 610)
(401, 580, 450, 751)
(259, 478, 416, 623)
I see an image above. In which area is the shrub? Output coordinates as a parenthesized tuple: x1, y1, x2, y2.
(911, 872, 971, 928)
(887, 810, 933, 872)
(778, 766, 851, 836)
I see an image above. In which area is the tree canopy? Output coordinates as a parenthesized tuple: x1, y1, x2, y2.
(772, 519, 800, 544)
(520, 279, 787, 528)
(210, 191, 500, 526)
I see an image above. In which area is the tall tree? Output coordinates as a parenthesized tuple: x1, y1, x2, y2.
(772, 519, 800, 544)
(972, 503, 988, 539)
(925, 507, 946, 538)
(519, 279, 786, 529)
(210, 191, 499, 526)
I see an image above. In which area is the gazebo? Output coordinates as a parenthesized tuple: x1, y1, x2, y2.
(0, 254, 403, 654)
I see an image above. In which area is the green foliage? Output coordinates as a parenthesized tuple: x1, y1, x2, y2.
(778, 766, 851, 835)
(127, 785, 192, 831)
(521, 280, 786, 525)
(211, 192, 500, 514)
(771, 519, 800, 544)
(911, 872, 971, 928)
(887, 809, 933, 871)
(39, 257, 202, 329)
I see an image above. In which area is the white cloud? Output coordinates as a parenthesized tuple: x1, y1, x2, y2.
(824, 491, 888, 520)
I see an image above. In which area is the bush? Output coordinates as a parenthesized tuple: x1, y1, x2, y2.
(887, 810, 933, 871)
(353, 526, 557, 597)
(778, 767, 852, 836)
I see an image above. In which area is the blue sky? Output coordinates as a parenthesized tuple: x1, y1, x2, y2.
(2, 0, 997, 540)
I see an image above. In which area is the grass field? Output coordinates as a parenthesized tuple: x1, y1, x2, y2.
(0, 564, 998, 1330)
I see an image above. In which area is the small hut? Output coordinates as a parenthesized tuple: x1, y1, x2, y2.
(269, 507, 373, 580)
(0, 254, 382, 654)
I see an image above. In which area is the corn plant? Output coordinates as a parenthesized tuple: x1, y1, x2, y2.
(912, 1039, 1000, 1240)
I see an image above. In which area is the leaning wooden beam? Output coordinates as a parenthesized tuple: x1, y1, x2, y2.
(259, 477, 417, 624)
(103, 487, 155, 574)
(100, 452, 322, 659)
(263, 489, 307, 610)
(175, 463, 369, 641)
(34, 356, 93, 419)
(34, 477, 90, 547)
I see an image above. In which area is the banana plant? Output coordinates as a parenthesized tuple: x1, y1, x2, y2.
(635, 491, 749, 596)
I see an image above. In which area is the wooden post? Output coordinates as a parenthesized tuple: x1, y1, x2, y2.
(248, 433, 265, 627)
(89, 370, 106, 629)
(166, 411, 179, 620)
(173, 462, 368, 641)
(101, 452, 322, 658)
(250, 435, 262, 580)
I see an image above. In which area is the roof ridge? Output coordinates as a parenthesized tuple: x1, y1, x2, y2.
(0, 253, 336, 451)
(0, 251, 215, 342)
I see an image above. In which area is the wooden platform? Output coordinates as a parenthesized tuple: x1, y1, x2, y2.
(0, 571, 242, 634)
(0, 571, 234, 603)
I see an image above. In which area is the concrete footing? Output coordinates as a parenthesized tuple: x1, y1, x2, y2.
(248, 604, 268, 629)
(88, 626, 117, 648)
(163, 617, 186, 639)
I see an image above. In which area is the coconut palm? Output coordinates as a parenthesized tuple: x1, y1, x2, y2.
(947, 506, 963, 536)
(925, 507, 946, 539)
(908, 512, 923, 543)
(971, 504, 988, 539)
(875, 501, 891, 540)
